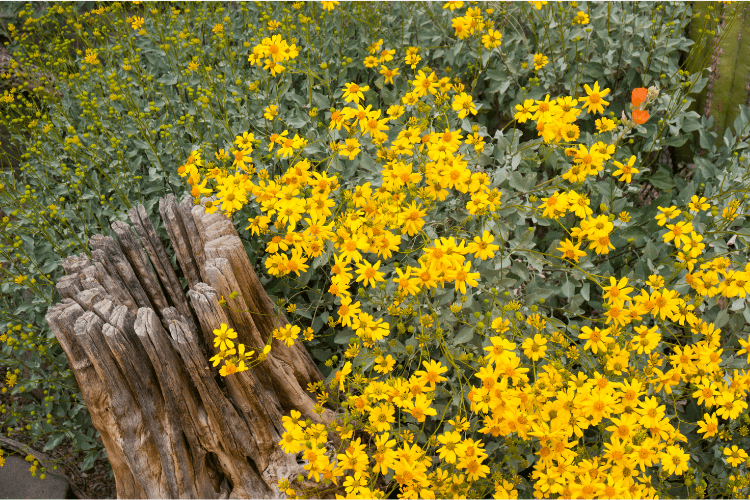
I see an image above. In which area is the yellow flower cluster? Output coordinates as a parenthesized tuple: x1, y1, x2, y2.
(209, 322, 271, 376)
(163, 10, 750, 498)
(247, 35, 299, 76)
(515, 82, 610, 146)
(451, 6, 487, 40)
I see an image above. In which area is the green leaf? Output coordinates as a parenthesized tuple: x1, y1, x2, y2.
(581, 283, 590, 301)
(334, 329, 353, 344)
(43, 433, 66, 452)
(453, 326, 474, 345)
(649, 169, 675, 190)
(561, 279, 575, 298)
(80, 448, 102, 472)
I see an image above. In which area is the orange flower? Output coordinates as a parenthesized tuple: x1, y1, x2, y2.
(631, 87, 648, 108)
(632, 109, 649, 124)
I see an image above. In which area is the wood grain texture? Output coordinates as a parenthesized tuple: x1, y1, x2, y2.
(45, 194, 333, 498)
(111, 221, 170, 313)
(159, 195, 201, 289)
(164, 311, 273, 498)
(202, 235, 323, 389)
(61, 253, 90, 275)
(89, 250, 140, 314)
(188, 284, 286, 450)
(45, 300, 144, 499)
(134, 307, 223, 499)
(90, 235, 152, 310)
(56, 273, 82, 301)
(74, 310, 168, 498)
(178, 196, 208, 282)
(128, 204, 193, 321)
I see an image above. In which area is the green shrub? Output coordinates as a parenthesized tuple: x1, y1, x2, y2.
(0, 1, 749, 497)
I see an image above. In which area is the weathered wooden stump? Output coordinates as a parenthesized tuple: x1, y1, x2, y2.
(46, 195, 334, 499)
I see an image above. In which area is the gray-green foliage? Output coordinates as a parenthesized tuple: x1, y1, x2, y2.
(0, 3, 748, 492)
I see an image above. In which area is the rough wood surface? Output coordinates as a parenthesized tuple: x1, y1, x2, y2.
(75, 310, 168, 499)
(46, 194, 332, 499)
(159, 195, 202, 289)
(128, 204, 193, 322)
(111, 221, 170, 313)
(90, 236, 152, 310)
(202, 235, 322, 389)
(178, 197, 208, 281)
(56, 274, 83, 301)
(61, 253, 90, 275)
(45, 300, 143, 499)
(87, 252, 138, 314)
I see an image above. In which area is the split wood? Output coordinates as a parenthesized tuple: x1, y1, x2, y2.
(46, 195, 336, 499)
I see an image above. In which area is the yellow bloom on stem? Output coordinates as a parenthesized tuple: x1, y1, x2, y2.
(320, 1, 339, 12)
(663, 221, 694, 248)
(410, 70, 438, 97)
(415, 360, 448, 387)
(373, 354, 395, 374)
(368, 403, 395, 432)
(379, 65, 400, 85)
(689, 195, 710, 212)
(407, 393, 437, 422)
(213, 323, 238, 351)
(655, 205, 681, 226)
(697, 414, 718, 438)
(263, 104, 278, 121)
(467, 230, 499, 259)
(541, 191, 568, 218)
(514, 99, 535, 123)
(334, 361, 352, 392)
(401, 201, 427, 236)
(337, 296, 360, 327)
(723, 445, 749, 467)
(482, 29, 502, 49)
(363, 55, 378, 68)
(532, 53, 548, 70)
(273, 324, 300, 347)
(355, 260, 385, 288)
(596, 117, 616, 133)
(557, 238, 586, 262)
(738, 336, 750, 362)
(579, 326, 610, 354)
(342, 82, 369, 104)
(650, 288, 680, 320)
(437, 430, 461, 463)
(131, 16, 145, 31)
(522, 333, 548, 361)
(602, 276, 633, 306)
(612, 155, 638, 183)
(580, 81, 610, 114)
(451, 92, 477, 120)
(573, 11, 590, 24)
(339, 137, 361, 160)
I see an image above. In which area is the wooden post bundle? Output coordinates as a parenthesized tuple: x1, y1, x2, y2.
(46, 195, 336, 499)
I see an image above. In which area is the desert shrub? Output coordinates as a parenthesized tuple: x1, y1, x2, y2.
(1, 1, 749, 497)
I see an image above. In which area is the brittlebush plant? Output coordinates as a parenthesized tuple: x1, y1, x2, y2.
(200, 76, 750, 498)
(1, 1, 750, 497)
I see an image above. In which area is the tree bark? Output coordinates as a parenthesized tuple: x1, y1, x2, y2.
(45, 195, 334, 499)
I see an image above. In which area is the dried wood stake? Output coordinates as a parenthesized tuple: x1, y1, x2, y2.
(46, 195, 335, 499)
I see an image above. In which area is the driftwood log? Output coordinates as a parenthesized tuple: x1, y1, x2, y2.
(45, 195, 335, 499)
